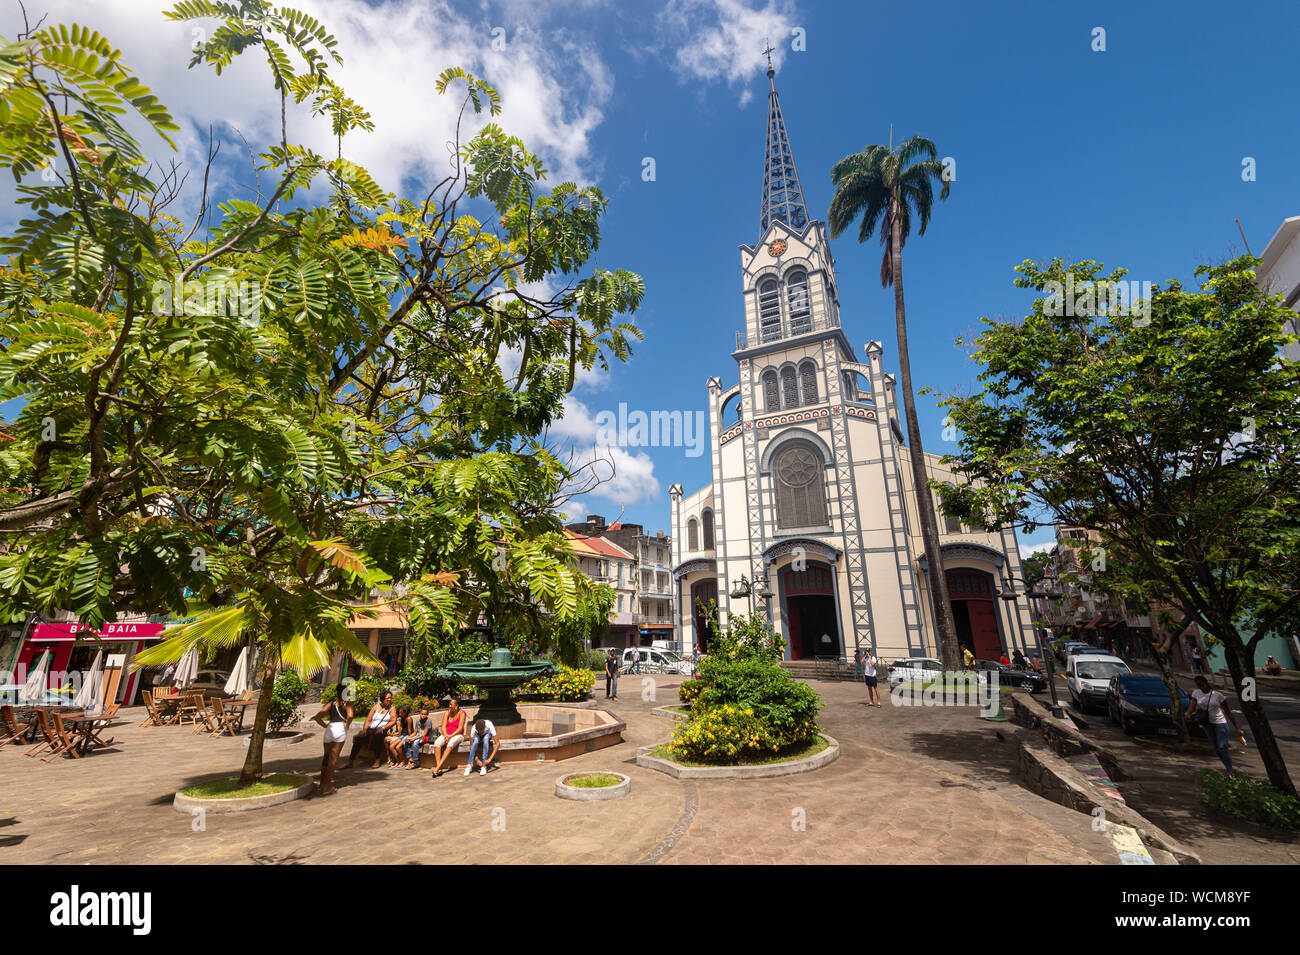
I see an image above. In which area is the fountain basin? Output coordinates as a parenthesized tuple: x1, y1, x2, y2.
(438, 647, 556, 727)
(416, 704, 623, 767)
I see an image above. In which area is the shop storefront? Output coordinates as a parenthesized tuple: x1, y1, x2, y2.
(12, 620, 165, 706)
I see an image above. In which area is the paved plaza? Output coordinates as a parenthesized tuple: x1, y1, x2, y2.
(2, 677, 1295, 865)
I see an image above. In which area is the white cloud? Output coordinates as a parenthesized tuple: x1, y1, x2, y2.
(0, 0, 614, 223)
(656, 0, 801, 106)
(1021, 539, 1056, 557)
(568, 443, 661, 507)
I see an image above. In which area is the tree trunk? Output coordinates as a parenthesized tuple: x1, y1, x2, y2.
(1153, 645, 1190, 744)
(889, 205, 962, 671)
(1221, 636, 1295, 797)
(237, 646, 276, 787)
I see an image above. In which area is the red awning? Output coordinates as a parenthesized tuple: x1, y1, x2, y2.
(29, 622, 165, 642)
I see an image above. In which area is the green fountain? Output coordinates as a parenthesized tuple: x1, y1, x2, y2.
(438, 643, 556, 728)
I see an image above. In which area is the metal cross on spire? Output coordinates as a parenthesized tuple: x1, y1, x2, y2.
(758, 45, 808, 236)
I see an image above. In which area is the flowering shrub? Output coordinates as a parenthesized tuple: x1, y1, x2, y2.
(678, 679, 703, 707)
(514, 664, 594, 702)
(669, 705, 773, 762)
(696, 658, 821, 747)
(268, 668, 311, 733)
(695, 601, 785, 663)
(393, 692, 441, 712)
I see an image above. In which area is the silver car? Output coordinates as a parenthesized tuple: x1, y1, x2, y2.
(621, 647, 692, 675)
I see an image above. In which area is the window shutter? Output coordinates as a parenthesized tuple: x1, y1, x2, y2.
(763, 370, 780, 412)
(787, 270, 811, 333)
(781, 368, 798, 408)
(800, 361, 818, 405)
(759, 279, 781, 342)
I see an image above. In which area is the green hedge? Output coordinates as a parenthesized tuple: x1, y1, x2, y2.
(268, 668, 310, 733)
(1197, 769, 1300, 830)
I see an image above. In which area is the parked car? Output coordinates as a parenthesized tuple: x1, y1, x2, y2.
(886, 657, 944, 686)
(184, 668, 233, 696)
(1067, 654, 1131, 712)
(971, 659, 1047, 693)
(1106, 673, 1202, 737)
(1055, 640, 1089, 663)
(621, 647, 692, 675)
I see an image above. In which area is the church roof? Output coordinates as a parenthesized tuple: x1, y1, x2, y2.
(759, 59, 809, 237)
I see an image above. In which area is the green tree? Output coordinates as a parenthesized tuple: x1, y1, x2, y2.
(0, 4, 642, 785)
(936, 256, 1299, 795)
(828, 135, 959, 670)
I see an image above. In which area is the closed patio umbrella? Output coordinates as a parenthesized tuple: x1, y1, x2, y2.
(223, 647, 249, 696)
(174, 646, 200, 690)
(20, 649, 51, 704)
(73, 650, 104, 712)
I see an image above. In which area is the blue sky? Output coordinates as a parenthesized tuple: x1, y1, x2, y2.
(4, 0, 1299, 557)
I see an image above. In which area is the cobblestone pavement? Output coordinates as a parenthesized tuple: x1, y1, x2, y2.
(3, 675, 1288, 864)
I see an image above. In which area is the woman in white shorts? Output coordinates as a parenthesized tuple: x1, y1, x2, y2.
(311, 684, 354, 795)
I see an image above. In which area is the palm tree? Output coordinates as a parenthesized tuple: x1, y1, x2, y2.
(828, 135, 961, 671)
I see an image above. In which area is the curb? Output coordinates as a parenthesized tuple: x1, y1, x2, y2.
(650, 705, 689, 721)
(555, 772, 631, 801)
(635, 734, 839, 780)
(242, 731, 308, 748)
(172, 775, 314, 814)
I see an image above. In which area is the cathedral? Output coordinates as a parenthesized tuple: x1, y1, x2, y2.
(668, 62, 1038, 666)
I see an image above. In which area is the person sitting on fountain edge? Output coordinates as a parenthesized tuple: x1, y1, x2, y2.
(430, 698, 467, 778)
(465, 718, 499, 776)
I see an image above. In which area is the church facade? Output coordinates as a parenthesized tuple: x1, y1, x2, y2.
(668, 64, 1038, 666)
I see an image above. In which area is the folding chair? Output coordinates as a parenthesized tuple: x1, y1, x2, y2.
(2, 704, 35, 745)
(191, 696, 217, 735)
(174, 691, 202, 727)
(42, 712, 84, 762)
(138, 690, 162, 727)
(210, 698, 240, 737)
(25, 710, 59, 758)
(86, 703, 120, 750)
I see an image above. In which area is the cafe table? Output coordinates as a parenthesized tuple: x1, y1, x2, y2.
(220, 697, 256, 733)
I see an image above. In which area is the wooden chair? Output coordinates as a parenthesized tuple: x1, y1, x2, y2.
(240, 689, 256, 702)
(24, 710, 59, 758)
(2, 705, 35, 745)
(86, 703, 120, 750)
(210, 698, 240, 737)
(41, 713, 84, 762)
(174, 691, 203, 727)
(191, 696, 217, 735)
(138, 690, 161, 727)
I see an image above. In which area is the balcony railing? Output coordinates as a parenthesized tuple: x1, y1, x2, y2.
(635, 614, 674, 625)
(736, 313, 841, 351)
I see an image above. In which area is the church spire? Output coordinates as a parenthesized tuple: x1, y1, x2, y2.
(759, 50, 809, 236)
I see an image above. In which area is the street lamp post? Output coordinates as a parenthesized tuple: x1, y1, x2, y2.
(998, 572, 1066, 718)
(730, 572, 774, 619)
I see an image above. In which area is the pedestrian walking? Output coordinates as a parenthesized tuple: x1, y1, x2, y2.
(630, 644, 641, 674)
(605, 648, 619, 700)
(961, 645, 974, 669)
(1185, 676, 1247, 776)
(692, 644, 702, 677)
(853, 649, 864, 681)
(862, 650, 881, 707)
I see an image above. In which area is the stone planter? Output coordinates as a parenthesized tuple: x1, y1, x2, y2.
(555, 771, 631, 801)
(172, 774, 314, 814)
(241, 730, 307, 748)
(636, 734, 839, 780)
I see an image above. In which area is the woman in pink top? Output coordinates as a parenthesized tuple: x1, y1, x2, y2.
(430, 698, 467, 777)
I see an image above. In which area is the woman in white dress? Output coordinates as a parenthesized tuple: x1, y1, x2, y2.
(311, 684, 354, 795)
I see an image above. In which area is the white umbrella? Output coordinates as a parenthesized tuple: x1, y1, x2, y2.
(73, 650, 104, 712)
(20, 650, 51, 704)
(174, 646, 200, 689)
(223, 647, 249, 695)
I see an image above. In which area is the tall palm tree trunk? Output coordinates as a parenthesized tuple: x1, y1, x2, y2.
(889, 203, 962, 671)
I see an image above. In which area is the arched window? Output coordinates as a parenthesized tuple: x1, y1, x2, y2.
(799, 360, 818, 405)
(780, 367, 799, 408)
(842, 371, 856, 401)
(687, 518, 699, 551)
(702, 509, 714, 549)
(774, 441, 827, 529)
(758, 279, 781, 342)
(787, 270, 811, 334)
(763, 369, 780, 412)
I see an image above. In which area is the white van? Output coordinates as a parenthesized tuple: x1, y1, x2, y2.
(1067, 653, 1130, 712)
(621, 647, 692, 675)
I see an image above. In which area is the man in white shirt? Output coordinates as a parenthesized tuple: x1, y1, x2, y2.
(465, 718, 499, 776)
(1185, 676, 1246, 776)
